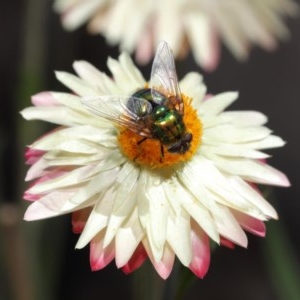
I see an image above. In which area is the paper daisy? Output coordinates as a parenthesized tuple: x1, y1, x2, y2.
(21, 42, 289, 279)
(54, 0, 298, 71)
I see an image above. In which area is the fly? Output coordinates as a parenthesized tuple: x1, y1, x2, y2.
(81, 41, 192, 156)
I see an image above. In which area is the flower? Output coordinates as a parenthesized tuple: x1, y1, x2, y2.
(54, 0, 298, 71)
(21, 43, 289, 279)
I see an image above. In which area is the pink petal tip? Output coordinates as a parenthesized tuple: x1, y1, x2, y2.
(31, 92, 60, 107)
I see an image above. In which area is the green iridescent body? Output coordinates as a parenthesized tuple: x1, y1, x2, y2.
(130, 88, 191, 153)
(152, 106, 185, 144)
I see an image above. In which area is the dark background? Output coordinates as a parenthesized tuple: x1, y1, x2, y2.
(0, 1, 300, 300)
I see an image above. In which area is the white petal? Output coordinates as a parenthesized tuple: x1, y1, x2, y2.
(61, 167, 119, 211)
(75, 188, 115, 248)
(119, 10, 148, 53)
(220, 111, 268, 126)
(179, 72, 206, 109)
(155, 3, 183, 57)
(31, 126, 116, 151)
(183, 157, 254, 214)
(137, 170, 149, 229)
(43, 152, 103, 167)
(209, 153, 290, 187)
(201, 144, 269, 160)
(58, 0, 103, 31)
(102, 0, 134, 45)
(166, 210, 192, 266)
(107, 54, 145, 93)
(199, 92, 238, 116)
(174, 173, 220, 243)
(25, 158, 48, 181)
(21, 106, 81, 126)
(226, 175, 278, 219)
(145, 176, 169, 262)
(183, 12, 218, 70)
(119, 52, 145, 86)
(162, 180, 182, 216)
(213, 205, 248, 248)
(73, 60, 113, 93)
(24, 190, 75, 220)
(103, 163, 139, 246)
(204, 125, 272, 144)
(51, 92, 85, 112)
(52, 140, 98, 154)
(243, 135, 286, 150)
(213, 7, 248, 60)
(28, 164, 95, 194)
(115, 208, 144, 268)
(137, 170, 170, 262)
(55, 71, 98, 96)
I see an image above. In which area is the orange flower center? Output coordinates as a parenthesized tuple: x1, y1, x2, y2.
(118, 94, 202, 168)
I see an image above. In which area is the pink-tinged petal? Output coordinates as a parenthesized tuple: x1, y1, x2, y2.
(121, 244, 147, 275)
(72, 207, 92, 234)
(58, 1, 103, 31)
(197, 26, 220, 73)
(135, 29, 154, 65)
(23, 192, 41, 201)
(203, 94, 213, 101)
(25, 148, 45, 165)
(220, 237, 236, 249)
(269, 166, 291, 187)
(152, 247, 175, 280)
(26, 169, 68, 192)
(184, 13, 220, 72)
(24, 190, 75, 220)
(214, 205, 248, 248)
(25, 158, 49, 182)
(257, 159, 290, 188)
(31, 92, 60, 107)
(203, 27, 220, 72)
(143, 240, 175, 280)
(89, 231, 115, 271)
(232, 210, 266, 237)
(189, 223, 210, 278)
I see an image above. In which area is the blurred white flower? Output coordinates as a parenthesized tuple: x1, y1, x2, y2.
(54, 0, 298, 71)
(21, 42, 289, 279)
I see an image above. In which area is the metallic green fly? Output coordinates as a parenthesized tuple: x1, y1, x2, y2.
(81, 41, 192, 155)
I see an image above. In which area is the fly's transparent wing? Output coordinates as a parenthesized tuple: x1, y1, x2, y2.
(150, 41, 183, 114)
(81, 95, 153, 137)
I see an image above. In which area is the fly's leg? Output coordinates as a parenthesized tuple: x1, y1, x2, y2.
(160, 143, 164, 163)
(133, 137, 148, 162)
(137, 137, 147, 145)
(134, 138, 164, 163)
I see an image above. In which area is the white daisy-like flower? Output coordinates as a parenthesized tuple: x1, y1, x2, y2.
(21, 42, 289, 279)
(54, 0, 298, 71)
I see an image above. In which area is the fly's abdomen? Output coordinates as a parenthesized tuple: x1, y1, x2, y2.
(152, 106, 185, 145)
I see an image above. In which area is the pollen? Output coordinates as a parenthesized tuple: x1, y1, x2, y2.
(118, 94, 203, 168)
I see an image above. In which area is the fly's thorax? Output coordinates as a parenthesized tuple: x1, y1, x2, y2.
(131, 88, 153, 102)
(131, 88, 167, 108)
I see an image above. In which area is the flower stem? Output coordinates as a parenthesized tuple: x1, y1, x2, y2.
(264, 220, 300, 300)
(132, 261, 164, 300)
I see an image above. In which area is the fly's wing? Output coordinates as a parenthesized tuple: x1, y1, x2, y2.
(81, 95, 153, 138)
(150, 41, 183, 114)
